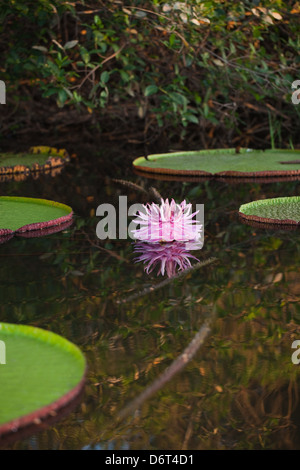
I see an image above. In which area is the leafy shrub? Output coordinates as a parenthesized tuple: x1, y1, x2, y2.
(1, 0, 299, 142)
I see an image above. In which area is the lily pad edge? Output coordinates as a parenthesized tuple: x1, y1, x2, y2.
(0, 197, 73, 236)
(239, 196, 300, 226)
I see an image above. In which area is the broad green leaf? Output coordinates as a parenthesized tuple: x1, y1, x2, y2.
(100, 71, 110, 84)
(32, 45, 48, 53)
(169, 92, 187, 106)
(80, 47, 90, 65)
(64, 40, 78, 50)
(0, 323, 85, 434)
(58, 88, 68, 106)
(185, 114, 199, 124)
(169, 33, 176, 47)
(239, 196, 300, 225)
(0, 197, 73, 233)
(133, 149, 300, 177)
(144, 85, 158, 97)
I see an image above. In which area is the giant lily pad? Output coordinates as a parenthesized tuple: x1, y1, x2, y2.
(133, 168, 300, 184)
(0, 197, 73, 238)
(133, 148, 300, 178)
(0, 146, 69, 177)
(0, 323, 86, 441)
(239, 196, 300, 225)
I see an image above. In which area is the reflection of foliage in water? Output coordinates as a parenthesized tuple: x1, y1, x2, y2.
(0, 177, 300, 450)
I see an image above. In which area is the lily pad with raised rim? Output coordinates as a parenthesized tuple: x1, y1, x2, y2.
(239, 196, 300, 225)
(133, 168, 300, 184)
(0, 146, 70, 177)
(133, 149, 300, 178)
(0, 323, 86, 441)
(0, 197, 73, 238)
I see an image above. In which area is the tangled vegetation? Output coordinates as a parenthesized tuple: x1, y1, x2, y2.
(1, 0, 300, 147)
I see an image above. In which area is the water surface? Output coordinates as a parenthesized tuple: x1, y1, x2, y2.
(0, 150, 299, 450)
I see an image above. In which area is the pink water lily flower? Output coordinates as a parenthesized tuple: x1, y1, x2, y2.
(133, 240, 202, 278)
(132, 198, 202, 242)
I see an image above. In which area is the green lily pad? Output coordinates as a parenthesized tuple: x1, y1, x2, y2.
(0, 197, 73, 236)
(0, 322, 86, 439)
(133, 148, 300, 177)
(239, 196, 300, 225)
(0, 146, 69, 177)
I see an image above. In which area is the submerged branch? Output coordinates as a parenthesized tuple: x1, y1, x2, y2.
(116, 257, 218, 304)
(148, 186, 163, 203)
(111, 179, 163, 203)
(117, 307, 216, 421)
(111, 178, 149, 196)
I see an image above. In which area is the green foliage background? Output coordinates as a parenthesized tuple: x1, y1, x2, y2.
(1, 0, 299, 143)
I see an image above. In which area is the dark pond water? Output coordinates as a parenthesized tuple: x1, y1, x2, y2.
(0, 148, 299, 450)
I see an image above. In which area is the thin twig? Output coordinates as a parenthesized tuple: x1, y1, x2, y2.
(182, 415, 194, 450)
(77, 45, 125, 89)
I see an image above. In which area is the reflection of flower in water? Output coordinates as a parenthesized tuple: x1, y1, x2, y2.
(133, 240, 202, 278)
(132, 198, 202, 242)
